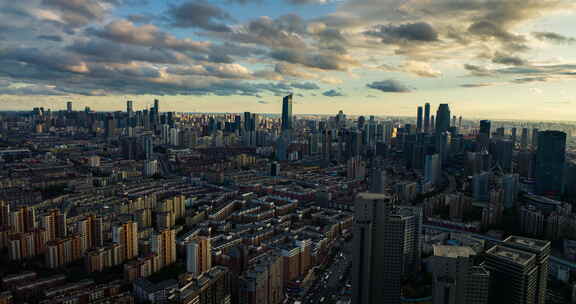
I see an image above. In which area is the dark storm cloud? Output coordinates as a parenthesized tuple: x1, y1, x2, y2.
(322, 89, 344, 97)
(166, 0, 232, 32)
(365, 22, 439, 43)
(492, 53, 526, 66)
(533, 32, 576, 44)
(366, 80, 412, 93)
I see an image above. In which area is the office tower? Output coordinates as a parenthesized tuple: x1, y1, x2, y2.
(535, 131, 566, 197)
(67, 101, 73, 113)
(435, 104, 451, 133)
(532, 128, 539, 149)
(472, 172, 490, 202)
(112, 221, 138, 262)
(417, 107, 423, 132)
(458, 116, 462, 129)
(105, 115, 116, 138)
(436, 131, 451, 162)
(451, 115, 456, 127)
(502, 236, 551, 304)
(430, 246, 489, 304)
(186, 236, 212, 277)
(358, 116, 366, 130)
(151, 229, 176, 269)
(518, 151, 535, 179)
(511, 127, 517, 147)
(479, 120, 491, 137)
(494, 139, 513, 173)
(501, 174, 520, 209)
(425, 154, 441, 186)
(431, 115, 435, 132)
(564, 162, 576, 200)
(127, 100, 133, 114)
(369, 167, 386, 194)
(281, 94, 293, 132)
(142, 135, 153, 160)
(485, 236, 550, 304)
(521, 128, 529, 150)
(352, 193, 421, 304)
(127, 100, 134, 128)
(424, 103, 431, 133)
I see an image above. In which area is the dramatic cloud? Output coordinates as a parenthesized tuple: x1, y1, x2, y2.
(492, 53, 526, 66)
(533, 32, 576, 44)
(365, 22, 439, 43)
(166, 0, 232, 32)
(90, 20, 211, 53)
(270, 49, 359, 71)
(42, 0, 107, 26)
(366, 80, 412, 93)
(322, 89, 345, 97)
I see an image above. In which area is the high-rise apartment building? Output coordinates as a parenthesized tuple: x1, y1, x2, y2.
(113, 221, 139, 262)
(151, 229, 176, 269)
(186, 236, 212, 277)
(352, 193, 422, 304)
(535, 130, 566, 197)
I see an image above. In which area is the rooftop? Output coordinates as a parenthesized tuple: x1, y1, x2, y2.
(433, 245, 476, 258)
(357, 192, 390, 201)
(486, 245, 536, 266)
(504, 236, 550, 252)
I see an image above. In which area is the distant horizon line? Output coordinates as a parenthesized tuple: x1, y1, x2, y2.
(0, 109, 575, 124)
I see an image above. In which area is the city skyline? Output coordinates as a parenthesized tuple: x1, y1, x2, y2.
(1, 1, 576, 120)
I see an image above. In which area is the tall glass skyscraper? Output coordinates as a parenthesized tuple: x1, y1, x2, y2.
(535, 130, 566, 197)
(424, 103, 430, 133)
(281, 94, 293, 132)
(435, 104, 451, 133)
(417, 106, 423, 133)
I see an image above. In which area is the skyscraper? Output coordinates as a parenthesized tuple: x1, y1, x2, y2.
(352, 193, 421, 304)
(430, 246, 490, 304)
(417, 106, 423, 133)
(424, 103, 431, 133)
(431, 115, 435, 132)
(485, 236, 550, 304)
(535, 131, 566, 197)
(521, 128, 529, 150)
(478, 120, 491, 151)
(502, 236, 550, 304)
(435, 104, 451, 133)
(281, 94, 293, 132)
(67, 101, 73, 113)
(424, 154, 441, 186)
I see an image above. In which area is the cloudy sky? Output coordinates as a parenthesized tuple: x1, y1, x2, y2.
(1, 0, 576, 120)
